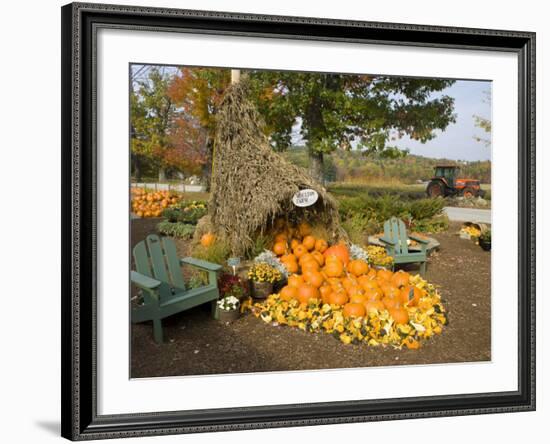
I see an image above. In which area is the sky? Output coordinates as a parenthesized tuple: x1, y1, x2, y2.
(392, 80, 492, 161)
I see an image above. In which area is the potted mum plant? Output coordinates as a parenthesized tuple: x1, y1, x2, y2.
(478, 229, 491, 251)
(247, 262, 282, 299)
(215, 296, 241, 322)
(215, 273, 247, 321)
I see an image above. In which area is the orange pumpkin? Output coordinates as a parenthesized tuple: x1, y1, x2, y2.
(301, 260, 320, 273)
(348, 259, 369, 277)
(303, 270, 324, 288)
(298, 253, 315, 266)
(399, 285, 423, 306)
(311, 251, 325, 266)
(381, 283, 400, 299)
(347, 285, 365, 298)
(319, 285, 333, 304)
(389, 307, 409, 325)
(290, 238, 300, 250)
(297, 222, 312, 237)
(314, 238, 328, 253)
(297, 284, 320, 305)
(363, 300, 385, 314)
(404, 337, 421, 349)
(376, 268, 394, 281)
(382, 296, 402, 310)
(302, 235, 316, 251)
(273, 241, 288, 256)
(323, 244, 350, 265)
(343, 302, 366, 318)
(274, 233, 288, 243)
(280, 253, 296, 263)
(287, 274, 304, 288)
(293, 244, 308, 259)
(326, 277, 343, 289)
(282, 259, 298, 274)
(328, 291, 349, 306)
(349, 293, 367, 304)
(324, 257, 344, 277)
(364, 287, 383, 301)
(200, 232, 215, 247)
(358, 275, 376, 289)
(341, 276, 357, 291)
(279, 285, 298, 302)
(391, 270, 411, 288)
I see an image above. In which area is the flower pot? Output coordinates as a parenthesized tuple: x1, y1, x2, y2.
(216, 306, 240, 322)
(479, 239, 491, 251)
(272, 278, 287, 294)
(249, 280, 273, 299)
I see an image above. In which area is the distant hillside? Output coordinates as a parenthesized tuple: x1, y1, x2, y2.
(281, 147, 491, 184)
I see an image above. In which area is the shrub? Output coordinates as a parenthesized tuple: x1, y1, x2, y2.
(192, 240, 231, 267)
(245, 233, 275, 260)
(411, 214, 449, 234)
(161, 200, 208, 224)
(337, 193, 446, 236)
(342, 214, 379, 243)
(187, 273, 208, 289)
(156, 221, 196, 239)
(408, 197, 445, 221)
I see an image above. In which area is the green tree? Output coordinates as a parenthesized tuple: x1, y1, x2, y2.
(249, 72, 456, 183)
(131, 68, 176, 181)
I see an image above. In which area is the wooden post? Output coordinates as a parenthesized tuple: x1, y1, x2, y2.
(231, 69, 240, 84)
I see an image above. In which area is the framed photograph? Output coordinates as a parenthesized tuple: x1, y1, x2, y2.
(61, 2, 536, 440)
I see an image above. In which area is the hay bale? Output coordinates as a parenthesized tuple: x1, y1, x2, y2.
(200, 80, 345, 256)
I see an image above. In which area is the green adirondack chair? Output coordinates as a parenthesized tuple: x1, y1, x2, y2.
(131, 234, 222, 343)
(379, 217, 429, 276)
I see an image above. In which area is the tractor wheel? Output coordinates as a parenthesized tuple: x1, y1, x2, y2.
(427, 181, 445, 198)
(462, 187, 475, 199)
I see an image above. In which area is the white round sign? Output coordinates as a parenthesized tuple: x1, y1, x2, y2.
(292, 189, 319, 207)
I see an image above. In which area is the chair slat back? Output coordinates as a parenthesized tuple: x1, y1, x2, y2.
(162, 237, 186, 291)
(385, 217, 409, 255)
(146, 235, 171, 284)
(133, 234, 187, 293)
(133, 240, 153, 278)
(396, 218, 409, 255)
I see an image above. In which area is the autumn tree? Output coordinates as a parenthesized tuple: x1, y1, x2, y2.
(168, 68, 230, 189)
(248, 72, 457, 183)
(131, 67, 210, 181)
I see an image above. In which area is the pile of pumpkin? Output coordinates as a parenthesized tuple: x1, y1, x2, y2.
(131, 188, 181, 218)
(250, 221, 447, 348)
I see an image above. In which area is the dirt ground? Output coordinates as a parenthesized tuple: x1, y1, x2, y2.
(130, 220, 491, 378)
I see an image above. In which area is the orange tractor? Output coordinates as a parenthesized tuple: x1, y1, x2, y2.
(426, 165, 485, 198)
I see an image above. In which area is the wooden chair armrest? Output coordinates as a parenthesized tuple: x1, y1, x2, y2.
(180, 257, 223, 272)
(409, 234, 429, 244)
(131, 271, 161, 290)
(379, 236, 397, 245)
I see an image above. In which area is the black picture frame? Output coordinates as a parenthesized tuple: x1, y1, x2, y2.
(61, 2, 536, 440)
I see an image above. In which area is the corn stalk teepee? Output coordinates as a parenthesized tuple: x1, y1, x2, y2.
(195, 74, 345, 256)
